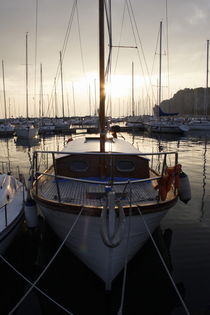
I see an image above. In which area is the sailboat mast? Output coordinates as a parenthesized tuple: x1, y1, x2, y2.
(2, 60, 7, 123)
(26, 32, 29, 119)
(158, 21, 162, 107)
(132, 62, 135, 116)
(60, 51, 65, 119)
(99, 0, 106, 153)
(54, 78, 58, 118)
(40, 63, 43, 118)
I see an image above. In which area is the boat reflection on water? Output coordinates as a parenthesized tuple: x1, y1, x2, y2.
(147, 131, 187, 143)
(200, 137, 207, 222)
(14, 136, 40, 150)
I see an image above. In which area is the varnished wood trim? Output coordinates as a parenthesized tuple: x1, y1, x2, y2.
(32, 192, 178, 217)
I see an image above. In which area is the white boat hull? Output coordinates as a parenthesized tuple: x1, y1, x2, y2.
(189, 125, 210, 131)
(38, 204, 167, 289)
(0, 211, 24, 253)
(147, 124, 188, 134)
(0, 176, 24, 253)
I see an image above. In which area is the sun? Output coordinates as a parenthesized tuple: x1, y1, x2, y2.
(106, 75, 130, 99)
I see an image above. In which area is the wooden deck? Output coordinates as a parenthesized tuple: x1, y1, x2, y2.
(36, 177, 159, 207)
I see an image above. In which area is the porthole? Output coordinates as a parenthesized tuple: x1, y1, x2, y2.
(70, 160, 89, 172)
(116, 160, 135, 172)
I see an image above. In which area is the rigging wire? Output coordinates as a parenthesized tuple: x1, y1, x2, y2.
(165, 0, 170, 99)
(127, 0, 157, 110)
(33, 0, 38, 117)
(45, 0, 77, 116)
(113, 0, 126, 75)
(8, 207, 84, 314)
(111, 0, 156, 115)
(76, 0, 86, 76)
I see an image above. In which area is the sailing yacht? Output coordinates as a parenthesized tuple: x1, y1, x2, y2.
(0, 158, 25, 253)
(0, 60, 15, 137)
(145, 22, 189, 135)
(187, 40, 210, 131)
(16, 33, 38, 139)
(31, 1, 190, 290)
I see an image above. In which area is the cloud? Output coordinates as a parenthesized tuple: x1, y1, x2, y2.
(185, 5, 207, 25)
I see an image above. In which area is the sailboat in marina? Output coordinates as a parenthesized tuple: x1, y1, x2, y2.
(0, 60, 15, 137)
(15, 33, 38, 139)
(145, 21, 189, 135)
(0, 143, 25, 254)
(31, 1, 190, 290)
(188, 40, 210, 131)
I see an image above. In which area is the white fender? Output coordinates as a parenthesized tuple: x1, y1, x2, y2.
(24, 192, 38, 228)
(178, 172, 191, 204)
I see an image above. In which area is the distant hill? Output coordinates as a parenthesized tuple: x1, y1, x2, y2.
(158, 87, 210, 115)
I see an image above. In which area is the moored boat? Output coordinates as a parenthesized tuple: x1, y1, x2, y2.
(145, 119, 189, 134)
(31, 0, 190, 290)
(0, 172, 25, 253)
(187, 119, 210, 131)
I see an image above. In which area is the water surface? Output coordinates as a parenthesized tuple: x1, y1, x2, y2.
(0, 131, 209, 315)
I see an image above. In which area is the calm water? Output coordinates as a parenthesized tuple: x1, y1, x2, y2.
(0, 131, 210, 315)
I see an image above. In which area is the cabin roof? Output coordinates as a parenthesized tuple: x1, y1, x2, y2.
(60, 136, 141, 156)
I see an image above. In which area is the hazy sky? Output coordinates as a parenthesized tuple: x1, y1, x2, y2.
(0, 0, 210, 118)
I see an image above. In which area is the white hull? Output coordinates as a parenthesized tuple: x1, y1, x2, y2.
(0, 175, 24, 253)
(147, 124, 188, 134)
(0, 211, 24, 253)
(38, 204, 167, 289)
(189, 125, 210, 131)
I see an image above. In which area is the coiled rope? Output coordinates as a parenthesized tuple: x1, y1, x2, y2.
(100, 198, 125, 248)
(7, 207, 84, 314)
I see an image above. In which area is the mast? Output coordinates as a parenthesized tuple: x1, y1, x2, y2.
(60, 51, 65, 119)
(158, 21, 162, 107)
(99, 0, 106, 152)
(72, 82, 76, 116)
(89, 84, 92, 116)
(26, 32, 29, 119)
(40, 63, 43, 118)
(204, 39, 209, 117)
(54, 78, 58, 118)
(94, 78, 97, 115)
(2, 60, 7, 123)
(132, 62, 135, 116)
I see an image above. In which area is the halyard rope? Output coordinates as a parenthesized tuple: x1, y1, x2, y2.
(7, 207, 84, 314)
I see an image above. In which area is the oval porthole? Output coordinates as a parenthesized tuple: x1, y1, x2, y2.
(116, 160, 135, 172)
(70, 160, 89, 172)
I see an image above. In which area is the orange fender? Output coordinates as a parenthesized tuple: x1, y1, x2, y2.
(159, 164, 182, 201)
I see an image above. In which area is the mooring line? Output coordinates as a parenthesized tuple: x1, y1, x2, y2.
(0, 254, 73, 314)
(137, 206, 191, 315)
(7, 207, 84, 314)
